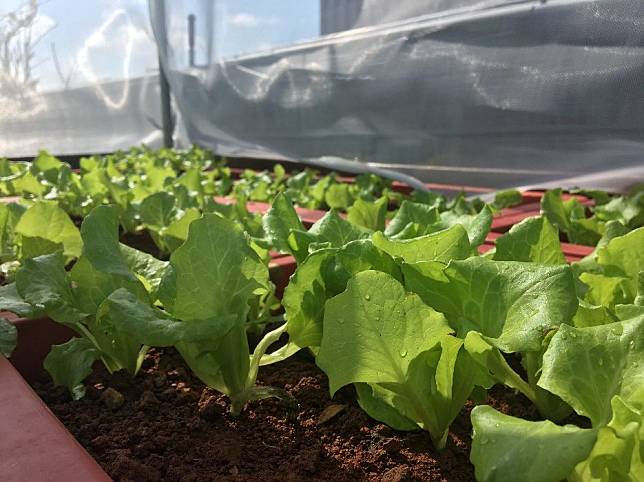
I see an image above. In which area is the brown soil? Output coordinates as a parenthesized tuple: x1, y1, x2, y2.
(33, 349, 537, 482)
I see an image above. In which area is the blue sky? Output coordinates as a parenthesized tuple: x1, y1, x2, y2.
(1, 0, 320, 91)
(182, 0, 321, 60)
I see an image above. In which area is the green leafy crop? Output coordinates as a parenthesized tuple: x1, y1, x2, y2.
(471, 315, 644, 482)
(541, 188, 643, 246)
(99, 213, 290, 414)
(3, 148, 643, 480)
(0, 205, 164, 398)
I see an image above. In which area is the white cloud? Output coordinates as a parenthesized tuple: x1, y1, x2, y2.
(228, 12, 277, 28)
(31, 13, 57, 41)
(229, 13, 259, 27)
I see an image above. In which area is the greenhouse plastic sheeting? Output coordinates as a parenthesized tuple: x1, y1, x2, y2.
(150, 0, 644, 189)
(0, 0, 165, 158)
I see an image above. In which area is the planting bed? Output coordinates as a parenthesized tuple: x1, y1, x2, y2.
(1, 148, 642, 482)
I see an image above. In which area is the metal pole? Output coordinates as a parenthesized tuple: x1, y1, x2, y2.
(156, 1, 173, 148)
(159, 60, 173, 148)
(188, 14, 196, 67)
(205, 2, 214, 63)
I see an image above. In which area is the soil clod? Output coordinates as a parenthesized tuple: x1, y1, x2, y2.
(100, 387, 125, 410)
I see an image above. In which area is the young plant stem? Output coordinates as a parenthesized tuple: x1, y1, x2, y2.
(72, 322, 122, 373)
(228, 323, 289, 416)
(491, 351, 538, 404)
(247, 323, 288, 388)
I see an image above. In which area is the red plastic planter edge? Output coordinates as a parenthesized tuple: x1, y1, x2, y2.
(491, 202, 543, 233)
(0, 353, 111, 482)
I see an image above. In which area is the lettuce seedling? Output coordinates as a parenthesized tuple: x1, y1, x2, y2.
(0, 205, 164, 398)
(264, 193, 491, 263)
(100, 213, 291, 415)
(541, 188, 603, 246)
(346, 197, 388, 231)
(573, 227, 643, 312)
(490, 189, 522, 210)
(139, 191, 201, 255)
(317, 270, 491, 449)
(471, 314, 644, 482)
(403, 256, 578, 421)
(263, 194, 368, 262)
(383, 200, 440, 239)
(273, 224, 471, 363)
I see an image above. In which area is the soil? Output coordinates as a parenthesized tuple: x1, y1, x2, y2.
(32, 348, 545, 482)
(119, 230, 168, 260)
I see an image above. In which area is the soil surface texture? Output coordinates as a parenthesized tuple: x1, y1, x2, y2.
(34, 348, 540, 482)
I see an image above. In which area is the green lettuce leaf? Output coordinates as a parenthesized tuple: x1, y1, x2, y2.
(491, 189, 522, 210)
(16, 253, 87, 324)
(433, 205, 493, 248)
(470, 405, 598, 482)
(595, 227, 643, 302)
(573, 300, 618, 328)
(14, 201, 82, 259)
(493, 216, 566, 265)
(574, 227, 644, 312)
(538, 316, 644, 427)
(98, 288, 237, 347)
(471, 395, 643, 482)
(306, 209, 368, 247)
(286, 209, 369, 262)
(402, 257, 577, 352)
(262, 193, 305, 254)
(384, 200, 440, 238)
(158, 213, 269, 321)
(318, 270, 473, 447)
(347, 197, 388, 232)
(571, 396, 643, 482)
(282, 240, 400, 352)
(139, 191, 175, 229)
(319, 271, 452, 393)
(372, 224, 471, 264)
(541, 189, 602, 246)
(0, 282, 44, 318)
(43, 337, 101, 400)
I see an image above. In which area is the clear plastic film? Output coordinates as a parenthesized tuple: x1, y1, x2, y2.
(150, 0, 644, 189)
(0, 0, 165, 158)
